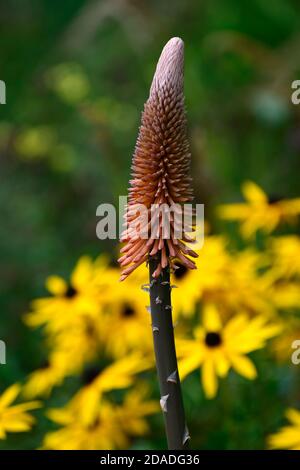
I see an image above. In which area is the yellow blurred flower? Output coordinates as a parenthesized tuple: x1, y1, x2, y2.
(43, 400, 128, 450)
(268, 408, 300, 450)
(214, 248, 274, 318)
(101, 270, 153, 357)
(23, 356, 67, 399)
(218, 181, 300, 238)
(22, 256, 121, 398)
(267, 281, 300, 310)
(24, 255, 113, 335)
(267, 236, 300, 279)
(115, 385, 159, 437)
(24, 315, 107, 399)
(172, 236, 230, 317)
(0, 384, 41, 439)
(43, 387, 157, 450)
(177, 304, 281, 398)
(172, 235, 274, 319)
(65, 354, 152, 425)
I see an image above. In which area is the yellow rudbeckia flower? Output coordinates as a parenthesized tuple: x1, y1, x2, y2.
(171, 236, 230, 317)
(65, 354, 152, 425)
(22, 356, 67, 399)
(267, 281, 300, 310)
(43, 387, 157, 450)
(177, 304, 281, 398)
(173, 237, 275, 320)
(23, 314, 107, 399)
(23, 256, 118, 393)
(0, 384, 41, 439)
(267, 235, 300, 279)
(43, 400, 128, 450)
(100, 269, 153, 357)
(114, 385, 159, 437)
(213, 248, 274, 317)
(24, 255, 115, 335)
(268, 408, 300, 450)
(218, 181, 300, 238)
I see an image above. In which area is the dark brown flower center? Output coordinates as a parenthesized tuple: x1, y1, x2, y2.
(109, 259, 119, 268)
(65, 285, 77, 298)
(268, 194, 282, 204)
(81, 366, 101, 385)
(39, 359, 50, 369)
(121, 303, 135, 317)
(88, 418, 100, 431)
(174, 264, 188, 280)
(205, 332, 222, 347)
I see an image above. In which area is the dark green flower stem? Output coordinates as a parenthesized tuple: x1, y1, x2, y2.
(148, 256, 189, 450)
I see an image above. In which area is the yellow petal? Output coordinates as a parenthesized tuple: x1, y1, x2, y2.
(217, 203, 249, 220)
(80, 389, 100, 425)
(4, 420, 33, 432)
(240, 219, 259, 239)
(214, 351, 230, 378)
(242, 181, 267, 204)
(279, 198, 300, 215)
(202, 358, 218, 399)
(224, 314, 248, 339)
(9, 401, 42, 413)
(286, 408, 300, 426)
(45, 276, 67, 295)
(71, 256, 92, 289)
(0, 384, 21, 409)
(230, 354, 257, 380)
(202, 304, 222, 332)
(178, 353, 203, 380)
(46, 408, 73, 425)
(268, 427, 300, 450)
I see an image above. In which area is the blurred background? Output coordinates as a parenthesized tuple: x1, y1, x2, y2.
(1, 0, 300, 450)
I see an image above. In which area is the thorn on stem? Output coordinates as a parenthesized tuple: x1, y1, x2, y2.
(167, 370, 178, 384)
(160, 394, 169, 412)
(182, 424, 190, 445)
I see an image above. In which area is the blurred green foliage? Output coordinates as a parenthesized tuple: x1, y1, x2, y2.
(0, 0, 300, 449)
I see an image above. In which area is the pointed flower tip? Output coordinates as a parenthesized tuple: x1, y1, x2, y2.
(150, 36, 184, 96)
(164, 36, 184, 55)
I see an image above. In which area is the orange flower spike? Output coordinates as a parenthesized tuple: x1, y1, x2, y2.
(119, 37, 198, 280)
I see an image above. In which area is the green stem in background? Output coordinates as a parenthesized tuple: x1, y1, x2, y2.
(148, 256, 189, 450)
